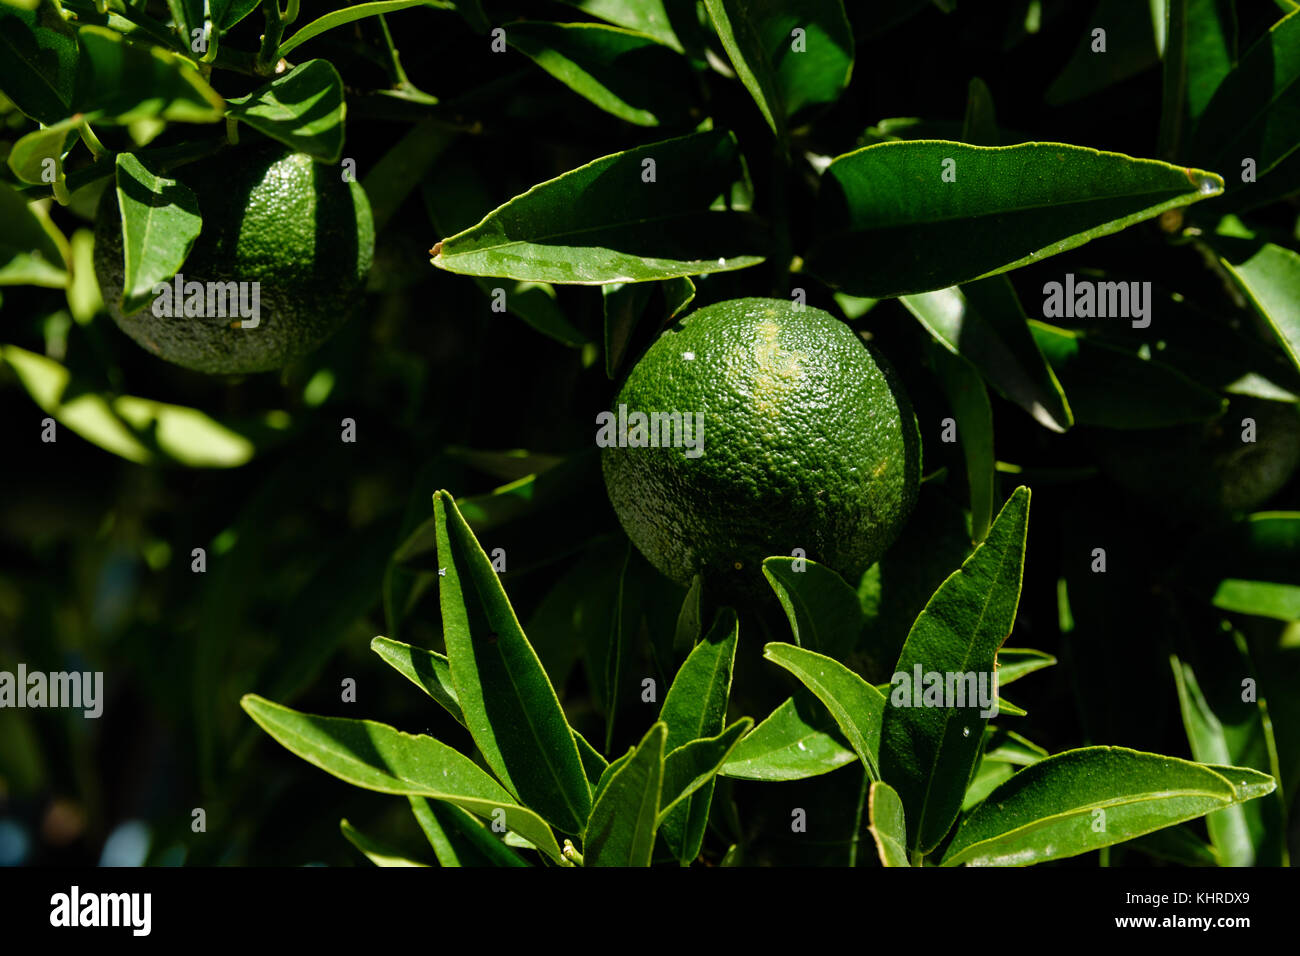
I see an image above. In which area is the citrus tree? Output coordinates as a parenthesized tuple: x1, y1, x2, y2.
(1, 0, 1298, 868)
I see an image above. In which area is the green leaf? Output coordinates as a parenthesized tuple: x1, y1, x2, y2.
(1045, 0, 1160, 106)
(880, 486, 1030, 854)
(761, 556, 863, 659)
(903, 278, 1073, 432)
(562, 0, 687, 52)
(927, 344, 995, 542)
(962, 76, 999, 146)
(996, 647, 1057, 686)
(1212, 239, 1300, 376)
(703, 0, 854, 137)
(1184, 0, 1237, 122)
(77, 26, 225, 125)
(720, 694, 857, 781)
(807, 141, 1223, 298)
(0, 0, 79, 124)
(112, 152, 202, 314)
(408, 796, 530, 867)
(962, 757, 1015, 812)
(658, 608, 739, 862)
(370, 636, 463, 724)
(763, 642, 887, 780)
(671, 573, 703, 665)
(506, 22, 693, 127)
(1028, 320, 1228, 428)
(365, 117, 455, 233)
(867, 781, 910, 866)
(583, 722, 666, 866)
(240, 694, 563, 862)
(340, 819, 428, 866)
(433, 490, 592, 834)
(6, 117, 77, 186)
(1191, 9, 1300, 201)
(225, 60, 346, 164)
(0, 183, 67, 287)
(0, 345, 275, 467)
(603, 281, 655, 377)
(430, 129, 765, 284)
(981, 726, 1048, 765)
(279, 1, 447, 57)
(1207, 513, 1300, 621)
(941, 747, 1276, 866)
(659, 718, 752, 821)
(1172, 639, 1287, 865)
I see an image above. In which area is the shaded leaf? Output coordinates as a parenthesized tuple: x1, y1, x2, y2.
(583, 722, 665, 866)
(370, 636, 463, 724)
(77, 25, 225, 124)
(340, 818, 428, 866)
(762, 555, 863, 659)
(408, 796, 530, 867)
(927, 343, 995, 543)
(659, 718, 752, 821)
(225, 60, 346, 164)
(0, 0, 79, 123)
(112, 152, 202, 314)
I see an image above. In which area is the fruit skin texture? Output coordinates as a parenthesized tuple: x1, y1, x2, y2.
(601, 297, 921, 600)
(95, 145, 374, 375)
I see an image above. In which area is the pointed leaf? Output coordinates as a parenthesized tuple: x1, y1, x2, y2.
(506, 22, 694, 127)
(240, 695, 563, 862)
(762, 556, 863, 659)
(431, 130, 765, 284)
(225, 60, 346, 164)
(720, 694, 857, 781)
(703, 0, 854, 137)
(583, 722, 666, 866)
(658, 608, 739, 862)
(408, 796, 530, 867)
(434, 491, 592, 833)
(763, 642, 887, 780)
(867, 781, 910, 866)
(1212, 239, 1300, 376)
(278, 1, 445, 57)
(340, 819, 428, 867)
(941, 747, 1276, 866)
(903, 277, 1072, 432)
(997, 648, 1057, 686)
(370, 636, 464, 724)
(927, 343, 995, 542)
(658, 717, 752, 822)
(881, 486, 1030, 854)
(808, 141, 1223, 298)
(112, 152, 202, 314)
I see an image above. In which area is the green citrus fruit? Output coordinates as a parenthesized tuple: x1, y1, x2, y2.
(601, 297, 921, 599)
(1096, 395, 1300, 522)
(95, 145, 374, 375)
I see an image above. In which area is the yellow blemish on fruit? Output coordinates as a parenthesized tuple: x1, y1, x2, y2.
(752, 318, 806, 415)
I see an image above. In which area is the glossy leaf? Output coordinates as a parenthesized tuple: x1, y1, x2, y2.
(563, 0, 688, 52)
(7, 117, 77, 186)
(240, 695, 563, 862)
(279, 1, 445, 57)
(1172, 640, 1287, 865)
(658, 608, 739, 862)
(1185, 0, 1237, 121)
(225, 60, 346, 164)
(0, 0, 79, 123)
(763, 642, 886, 780)
(659, 718, 752, 821)
(902, 278, 1072, 432)
(77, 26, 225, 125)
(761, 556, 862, 659)
(507, 22, 693, 127)
(1207, 513, 1300, 621)
(1191, 9, 1300, 200)
(996, 647, 1057, 687)
(433, 491, 592, 833)
(880, 487, 1030, 854)
(1028, 321, 1228, 428)
(703, 0, 854, 137)
(720, 694, 856, 781)
(370, 636, 463, 724)
(408, 796, 530, 867)
(583, 722, 666, 867)
(0, 345, 275, 467)
(928, 344, 995, 543)
(941, 747, 1276, 866)
(867, 781, 910, 867)
(340, 819, 428, 866)
(1213, 239, 1300, 375)
(113, 152, 202, 314)
(431, 130, 765, 284)
(808, 141, 1223, 298)
(0, 183, 67, 287)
